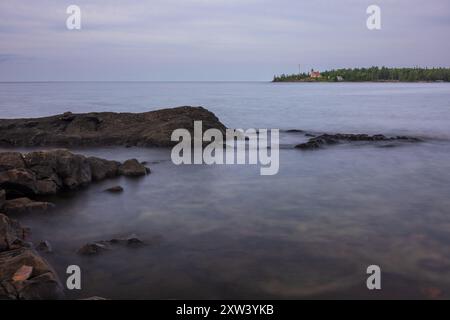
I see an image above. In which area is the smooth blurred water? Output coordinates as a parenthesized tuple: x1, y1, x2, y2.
(1, 82, 450, 299)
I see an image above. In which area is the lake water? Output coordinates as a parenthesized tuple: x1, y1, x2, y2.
(1, 82, 450, 299)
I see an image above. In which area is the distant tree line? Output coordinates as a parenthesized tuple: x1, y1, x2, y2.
(273, 67, 450, 82)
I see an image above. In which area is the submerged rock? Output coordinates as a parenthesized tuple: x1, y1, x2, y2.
(77, 242, 109, 256)
(104, 185, 124, 193)
(3, 198, 54, 215)
(0, 106, 227, 147)
(295, 133, 422, 150)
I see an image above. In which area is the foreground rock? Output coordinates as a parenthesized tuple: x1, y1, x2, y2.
(295, 133, 422, 150)
(0, 213, 64, 299)
(0, 150, 149, 215)
(0, 106, 227, 148)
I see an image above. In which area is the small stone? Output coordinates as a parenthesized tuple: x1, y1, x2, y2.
(118, 159, 148, 177)
(36, 240, 52, 253)
(104, 186, 124, 193)
(77, 242, 108, 255)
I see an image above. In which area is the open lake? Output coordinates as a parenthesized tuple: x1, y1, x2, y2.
(1, 82, 450, 299)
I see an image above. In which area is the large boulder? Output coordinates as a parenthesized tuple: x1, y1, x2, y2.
(24, 150, 91, 190)
(0, 106, 227, 147)
(0, 152, 26, 172)
(87, 157, 120, 181)
(0, 247, 64, 299)
(0, 214, 64, 299)
(119, 159, 148, 177)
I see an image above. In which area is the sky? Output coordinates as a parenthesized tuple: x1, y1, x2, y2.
(0, 0, 449, 81)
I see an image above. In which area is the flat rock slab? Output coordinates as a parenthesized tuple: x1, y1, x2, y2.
(0, 106, 226, 147)
(295, 133, 422, 150)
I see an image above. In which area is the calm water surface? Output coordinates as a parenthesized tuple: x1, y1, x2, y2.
(1, 82, 450, 299)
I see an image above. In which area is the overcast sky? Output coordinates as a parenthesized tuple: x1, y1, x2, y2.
(0, 0, 449, 81)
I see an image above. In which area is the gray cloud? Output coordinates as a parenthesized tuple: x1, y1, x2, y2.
(0, 0, 449, 80)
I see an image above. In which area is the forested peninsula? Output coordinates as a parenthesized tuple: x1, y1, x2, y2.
(273, 67, 450, 82)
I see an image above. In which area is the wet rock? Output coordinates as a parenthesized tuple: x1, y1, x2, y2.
(109, 235, 145, 247)
(0, 106, 227, 147)
(104, 185, 123, 193)
(25, 150, 92, 190)
(36, 241, 52, 253)
(119, 159, 148, 177)
(0, 247, 64, 299)
(295, 133, 422, 150)
(87, 157, 120, 181)
(0, 168, 38, 197)
(77, 242, 109, 255)
(0, 152, 26, 172)
(3, 198, 54, 215)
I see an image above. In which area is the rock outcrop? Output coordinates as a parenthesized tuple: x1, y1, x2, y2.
(0, 106, 227, 148)
(295, 133, 422, 150)
(119, 159, 148, 177)
(0, 149, 149, 215)
(0, 214, 64, 299)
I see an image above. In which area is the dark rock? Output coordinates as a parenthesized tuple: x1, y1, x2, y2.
(35, 179, 59, 195)
(0, 152, 26, 172)
(24, 150, 92, 190)
(0, 247, 64, 299)
(36, 241, 52, 253)
(87, 157, 120, 181)
(77, 242, 109, 255)
(0, 168, 38, 197)
(104, 185, 123, 193)
(119, 159, 148, 177)
(0, 214, 25, 252)
(0, 189, 5, 210)
(295, 133, 422, 150)
(109, 235, 144, 247)
(3, 198, 54, 215)
(126, 237, 144, 247)
(0, 106, 227, 147)
(0, 214, 63, 299)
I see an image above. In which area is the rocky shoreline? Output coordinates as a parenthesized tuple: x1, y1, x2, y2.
(0, 106, 424, 299)
(0, 149, 150, 299)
